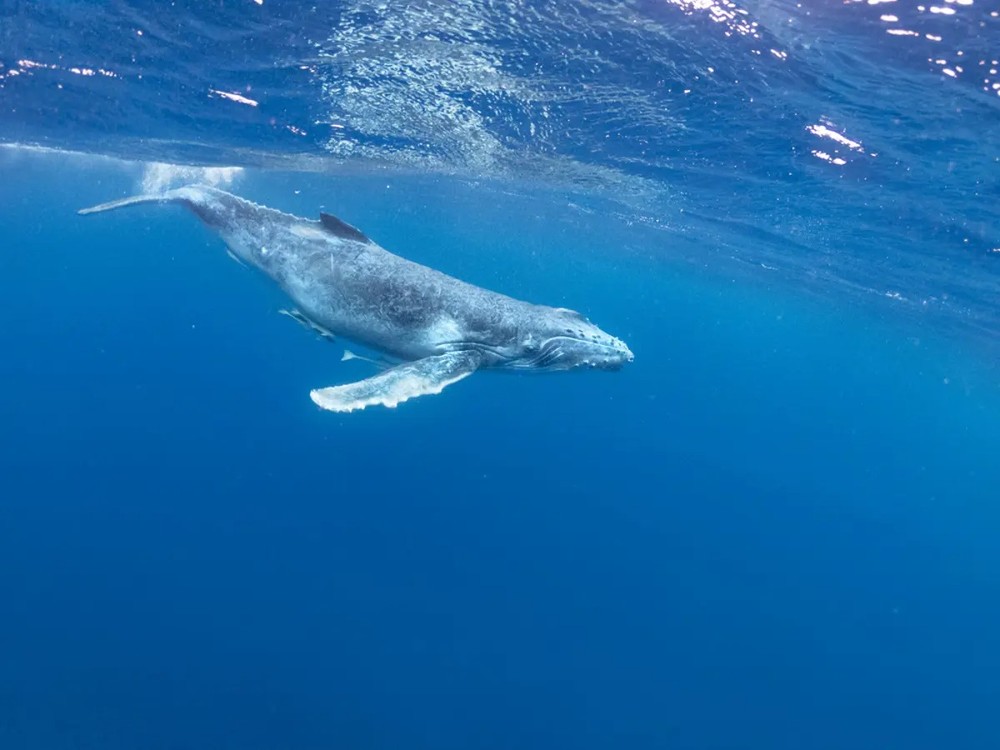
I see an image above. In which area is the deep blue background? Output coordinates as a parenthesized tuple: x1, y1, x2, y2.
(1, 152, 999, 749)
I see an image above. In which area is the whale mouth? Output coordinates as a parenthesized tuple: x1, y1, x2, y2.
(529, 336, 631, 371)
(442, 335, 632, 371)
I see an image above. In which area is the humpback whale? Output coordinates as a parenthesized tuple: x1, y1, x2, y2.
(79, 186, 633, 412)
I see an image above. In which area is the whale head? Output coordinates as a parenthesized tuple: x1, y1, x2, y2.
(513, 307, 633, 372)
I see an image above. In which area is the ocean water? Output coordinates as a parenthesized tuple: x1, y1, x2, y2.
(1, 2, 1000, 749)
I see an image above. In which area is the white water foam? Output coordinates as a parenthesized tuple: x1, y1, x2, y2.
(139, 162, 244, 194)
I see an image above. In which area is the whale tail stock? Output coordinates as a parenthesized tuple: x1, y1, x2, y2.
(78, 185, 247, 234)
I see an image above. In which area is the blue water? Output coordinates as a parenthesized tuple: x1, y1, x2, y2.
(2, 2, 1000, 749)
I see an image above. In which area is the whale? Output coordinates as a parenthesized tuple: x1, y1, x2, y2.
(79, 185, 633, 412)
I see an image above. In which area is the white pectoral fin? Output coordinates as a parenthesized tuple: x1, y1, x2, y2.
(310, 351, 482, 413)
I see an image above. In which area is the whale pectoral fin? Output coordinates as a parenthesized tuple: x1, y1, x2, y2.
(310, 351, 482, 413)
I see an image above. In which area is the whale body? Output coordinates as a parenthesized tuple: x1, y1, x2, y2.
(79, 185, 633, 412)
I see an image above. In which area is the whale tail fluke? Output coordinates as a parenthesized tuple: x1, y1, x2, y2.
(77, 193, 171, 216)
(78, 185, 216, 217)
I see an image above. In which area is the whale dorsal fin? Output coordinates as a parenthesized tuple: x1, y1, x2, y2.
(319, 212, 370, 243)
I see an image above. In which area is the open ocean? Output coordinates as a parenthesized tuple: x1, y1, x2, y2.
(1, 1, 999, 748)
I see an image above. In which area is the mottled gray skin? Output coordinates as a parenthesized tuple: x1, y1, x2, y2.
(107, 185, 633, 372)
